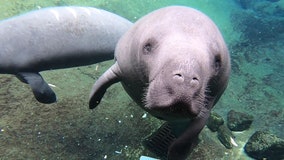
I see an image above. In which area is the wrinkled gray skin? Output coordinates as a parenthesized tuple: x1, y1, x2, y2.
(89, 6, 230, 160)
(0, 6, 132, 103)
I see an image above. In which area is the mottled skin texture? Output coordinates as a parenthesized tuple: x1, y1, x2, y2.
(89, 6, 230, 160)
(0, 7, 132, 103)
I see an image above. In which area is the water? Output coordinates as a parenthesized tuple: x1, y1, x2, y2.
(0, 0, 283, 159)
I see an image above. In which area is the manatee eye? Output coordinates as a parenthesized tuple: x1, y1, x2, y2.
(143, 43, 152, 54)
(142, 38, 158, 55)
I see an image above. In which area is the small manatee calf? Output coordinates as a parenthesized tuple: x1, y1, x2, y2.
(89, 6, 230, 160)
(0, 6, 132, 103)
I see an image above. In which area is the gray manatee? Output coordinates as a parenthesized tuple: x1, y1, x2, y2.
(0, 6, 132, 103)
(89, 6, 230, 160)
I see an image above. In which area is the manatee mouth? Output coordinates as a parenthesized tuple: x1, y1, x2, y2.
(143, 71, 204, 121)
(147, 100, 202, 121)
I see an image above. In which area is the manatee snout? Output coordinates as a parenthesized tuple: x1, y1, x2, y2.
(145, 60, 204, 120)
(172, 68, 200, 87)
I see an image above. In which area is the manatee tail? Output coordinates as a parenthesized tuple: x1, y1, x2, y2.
(89, 62, 121, 109)
(16, 72, 57, 104)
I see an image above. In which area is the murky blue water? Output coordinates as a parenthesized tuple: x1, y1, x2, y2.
(0, 0, 283, 159)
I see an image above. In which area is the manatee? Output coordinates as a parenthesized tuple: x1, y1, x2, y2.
(89, 6, 230, 160)
(0, 6, 132, 103)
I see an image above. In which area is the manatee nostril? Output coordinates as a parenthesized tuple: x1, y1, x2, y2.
(190, 77, 199, 86)
(192, 77, 198, 81)
(175, 73, 182, 77)
(173, 73, 184, 83)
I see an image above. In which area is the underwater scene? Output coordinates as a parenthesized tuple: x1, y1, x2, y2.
(0, 0, 283, 160)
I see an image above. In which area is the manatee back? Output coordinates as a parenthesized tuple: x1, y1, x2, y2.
(0, 7, 132, 73)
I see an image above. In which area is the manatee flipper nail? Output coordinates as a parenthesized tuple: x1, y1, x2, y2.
(16, 72, 56, 104)
(89, 63, 120, 109)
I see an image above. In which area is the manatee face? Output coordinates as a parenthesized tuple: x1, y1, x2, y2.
(136, 33, 219, 121)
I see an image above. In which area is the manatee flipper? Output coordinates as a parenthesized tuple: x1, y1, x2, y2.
(167, 109, 210, 160)
(143, 122, 176, 160)
(144, 110, 210, 160)
(89, 62, 121, 109)
(142, 121, 193, 160)
(16, 72, 57, 104)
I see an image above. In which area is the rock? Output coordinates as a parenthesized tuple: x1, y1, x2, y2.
(227, 110, 253, 131)
(217, 125, 236, 149)
(206, 112, 224, 132)
(244, 131, 284, 160)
